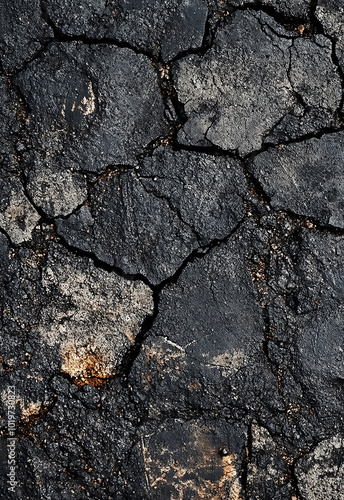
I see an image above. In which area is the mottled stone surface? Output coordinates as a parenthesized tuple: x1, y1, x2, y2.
(0, 178, 40, 244)
(16, 42, 167, 172)
(44, 0, 208, 61)
(295, 435, 344, 500)
(249, 131, 344, 228)
(25, 156, 88, 218)
(56, 148, 247, 283)
(173, 10, 341, 155)
(0, 238, 153, 384)
(2, 1, 344, 498)
(38, 244, 154, 381)
(0, 0, 53, 72)
(55, 168, 199, 285)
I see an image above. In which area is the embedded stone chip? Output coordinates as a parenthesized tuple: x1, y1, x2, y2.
(0, 180, 40, 244)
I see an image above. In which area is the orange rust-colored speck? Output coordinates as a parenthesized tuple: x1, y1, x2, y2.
(297, 25, 305, 35)
(62, 346, 111, 387)
(98, 168, 120, 182)
(189, 382, 201, 390)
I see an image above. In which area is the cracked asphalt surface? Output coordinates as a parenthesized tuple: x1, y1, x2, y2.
(0, 0, 344, 499)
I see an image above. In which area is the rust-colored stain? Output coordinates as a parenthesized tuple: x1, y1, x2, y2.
(159, 64, 170, 80)
(141, 425, 242, 500)
(21, 402, 42, 421)
(248, 257, 266, 283)
(297, 25, 305, 35)
(34, 247, 48, 266)
(287, 404, 300, 418)
(16, 97, 29, 125)
(189, 381, 202, 390)
(14, 396, 57, 435)
(221, 454, 242, 500)
(62, 346, 111, 387)
(194, 453, 242, 500)
(97, 167, 121, 182)
(175, 453, 241, 500)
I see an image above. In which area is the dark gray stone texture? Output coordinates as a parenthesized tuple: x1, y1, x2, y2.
(138, 148, 247, 244)
(44, 0, 209, 61)
(0, 0, 53, 73)
(1, 1, 344, 498)
(16, 42, 167, 171)
(316, 0, 344, 76)
(249, 131, 344, 228)
(129, 223, 278, 417)
(0, 77, 20, 169)
(174, 10, 341, 155)
(55, 167, 199, 285)
(222, 0, 310, 19)
(288, 231, 344, 415)
(56, 148, 247, 283)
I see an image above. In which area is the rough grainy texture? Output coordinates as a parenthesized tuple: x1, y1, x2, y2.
(222, 0, 310, 19)
(0, 236, 153, 382)
(0, 0, 53, 73)
(295, 435, 344, 500)
(249, 131, 344, 228)
(0, 178, 40, 244)
(130, 230, 269, 413)
(138, 148, 247, 244)
(1, 0, 344, 498)
(55, 169, 199, 284)
(247, 422, 293, 499)
(15, 42, 168, 171)
(38, 244, 154, 380)
(173, 10, 341, 154)
(316, 0, 344, 75)
(25, 155, 88, 218)
(44, 0, 209, 61)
